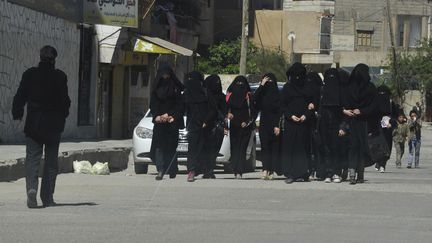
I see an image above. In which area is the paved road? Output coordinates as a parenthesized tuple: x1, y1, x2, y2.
(1, 130, 431, 243)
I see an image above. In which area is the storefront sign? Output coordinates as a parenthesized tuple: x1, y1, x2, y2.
(83, 0, 138, 28)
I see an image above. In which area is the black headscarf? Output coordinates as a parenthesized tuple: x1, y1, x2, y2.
(227, 75, 250, 109)
(305, 71, 323, 105)
(376, 85, 392, 115)
(154, 65, 183, 100)
(321, 68, 341, 106)
(184, 71, 207, 104)
(286, 62, 307, 88)
(338, 69, 350, 86)
(345, 63, 374, 108)
(260, 73, 280, 110)
(282, 63, 308, 100)
(204, 74, 223, 95)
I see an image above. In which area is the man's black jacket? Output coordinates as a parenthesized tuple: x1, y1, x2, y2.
(12, 62, 71, 143)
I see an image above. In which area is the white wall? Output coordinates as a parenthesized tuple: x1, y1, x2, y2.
(0, 1, 94, 143)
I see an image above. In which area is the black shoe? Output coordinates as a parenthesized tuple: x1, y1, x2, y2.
(155, 171, 164, 180)
(169, 173, 176, 179)
(202, 173, 216, 179)
(27, 189, 37, 209)
(349, 178, 357, 185)
(43, 201, 57, 208)
(341, 169, 348, 181)
(285, 178, 294, 184)
(407, 165, 412, 169)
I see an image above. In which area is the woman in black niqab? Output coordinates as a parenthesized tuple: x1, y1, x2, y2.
(253, 73, 281, 179)
(281, 63, 313, 183)
(199, 75, 228, 179)
(226, 75, 255, 179)
(370, 85, 394, 172)
(341, 63, 377, 184)
(318, 68, 344, 182)
(304, 71, 323, 180)
(184, 71, 212, 182)
(150, 65, 184, 180)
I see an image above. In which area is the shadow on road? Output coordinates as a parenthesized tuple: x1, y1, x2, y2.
(50, 202, 98, 207)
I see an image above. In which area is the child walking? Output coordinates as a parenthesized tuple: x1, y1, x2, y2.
(407, 110, 422, 168)
(392, 113, 408, 169)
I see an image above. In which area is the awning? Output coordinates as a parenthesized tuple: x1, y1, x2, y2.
(133, 35, 197, 56)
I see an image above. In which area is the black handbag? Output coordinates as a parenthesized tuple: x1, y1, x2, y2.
(367, 128, 390, 165)
(212, 114, 226, 135)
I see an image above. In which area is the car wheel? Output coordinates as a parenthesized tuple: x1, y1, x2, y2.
(134, 163, 148, 174)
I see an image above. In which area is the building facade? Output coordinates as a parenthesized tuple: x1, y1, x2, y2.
(0, 0, 98, 143)
(250, 0, 335, 72)
(333, 0, 432, 67)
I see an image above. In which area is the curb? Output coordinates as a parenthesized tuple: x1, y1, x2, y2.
(0, 147, 131, 182)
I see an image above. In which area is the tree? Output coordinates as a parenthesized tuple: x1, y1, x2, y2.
(384, 39, 432, 103)
(196, 39, 257, 74)
(197, 39, 289, 82)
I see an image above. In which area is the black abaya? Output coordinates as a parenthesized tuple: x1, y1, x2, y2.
(281, 63, 312, 180)
(319, 68, 343, 178)
(201, 75, 228, 176)
(184, 71, 211, 173)
(341, 64, 377, 180)
(227, 76, 255, 175)
(150, 66, 184, 175)
(253, 73, 281, 173)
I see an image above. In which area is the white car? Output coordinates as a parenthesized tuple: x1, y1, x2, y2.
(132, 110, 256, 174)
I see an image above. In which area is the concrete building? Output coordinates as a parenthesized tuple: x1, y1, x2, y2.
(283, 0, 335, 13)
(0, 0, 97, 143)
(333, 0, 432, 67)
(250, 0, 335, 72)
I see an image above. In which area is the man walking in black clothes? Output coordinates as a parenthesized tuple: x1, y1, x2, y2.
(12, 46, 71, 208)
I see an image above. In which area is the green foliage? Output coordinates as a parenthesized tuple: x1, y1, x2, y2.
(385, 39, 432, 98)
(249, 49, 289, 83)
(197, 39, 289, 82)
(197, 39, 257, 74)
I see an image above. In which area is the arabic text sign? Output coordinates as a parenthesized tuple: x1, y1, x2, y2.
(83, 0, 138, 28)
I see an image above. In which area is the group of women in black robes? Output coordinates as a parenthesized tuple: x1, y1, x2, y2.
(150, 66, 228, 182)
(149, 62, 391, 184)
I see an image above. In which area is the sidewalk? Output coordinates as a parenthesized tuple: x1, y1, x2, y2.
(0, 140, 132, 182)
(0, 140, 132, 161)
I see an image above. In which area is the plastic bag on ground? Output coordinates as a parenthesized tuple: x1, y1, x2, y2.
(92, 162, 110, 175)
(73, 160, 93, 174)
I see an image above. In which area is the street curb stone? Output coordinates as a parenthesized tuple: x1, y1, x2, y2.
(0, 147, 131, 182)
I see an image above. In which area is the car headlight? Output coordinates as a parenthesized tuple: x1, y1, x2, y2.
(135, 126, 153, 139)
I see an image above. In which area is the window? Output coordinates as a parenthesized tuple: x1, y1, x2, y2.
(357, 30, 373, 47)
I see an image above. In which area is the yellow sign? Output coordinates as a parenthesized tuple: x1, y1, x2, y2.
(134, 39, 174, 54)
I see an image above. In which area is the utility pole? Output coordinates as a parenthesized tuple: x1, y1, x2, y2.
(386, 0, 402, 101)
(239, 0, 249, 75)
